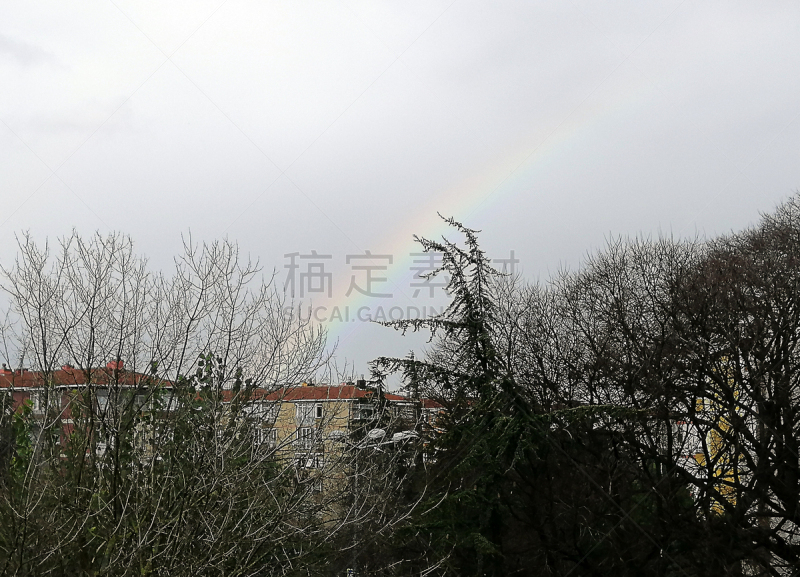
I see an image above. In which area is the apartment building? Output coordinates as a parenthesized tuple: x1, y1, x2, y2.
(0, 361, 162, 433)
(241, 382, 415, 470)
(1, 366, 430, 475)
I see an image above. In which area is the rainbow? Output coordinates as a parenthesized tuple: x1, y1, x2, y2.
(319, 81, 651, 348)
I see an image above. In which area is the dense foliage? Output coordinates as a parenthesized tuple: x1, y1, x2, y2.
(372, 198, 800, 576)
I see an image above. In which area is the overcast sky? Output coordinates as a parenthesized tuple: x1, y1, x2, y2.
(2, 0, 799, 377)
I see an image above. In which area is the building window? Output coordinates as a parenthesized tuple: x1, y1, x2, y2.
(163, 395, 181, 412)
(254, 428, 277, 449)
(134, 394, 150, 411)
(395, 403, 416, 422)
(32, 391, 60, 414)
(315, 403, 323, 419)
(247, 402, 279, 423)
(296, 403, 315, 426)
(296, 453, 324, 469)
(30, 392, 42, 414)
(136, 430, 149, 452)
(30, 389, 61, 415)
(297, 427, 315, 450)
(97, 434, 115, 457)
(352, 404, 375, 421)
(96, 392, 109, 413)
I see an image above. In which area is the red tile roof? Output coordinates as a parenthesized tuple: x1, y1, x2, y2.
(0, 367, 162, 389)
(421, 398, 444, 409)
(0, 372, 407, 405)
(245, 384, 408, 402)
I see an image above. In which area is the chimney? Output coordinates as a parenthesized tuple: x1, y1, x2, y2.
(107, 360, 124, 370)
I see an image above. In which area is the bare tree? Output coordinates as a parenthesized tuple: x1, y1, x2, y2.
(535, 195, 800, 575)
(0, 231, 343, 576)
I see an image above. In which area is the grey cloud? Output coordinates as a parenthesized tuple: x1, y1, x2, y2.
(0, 34, 59, 66)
